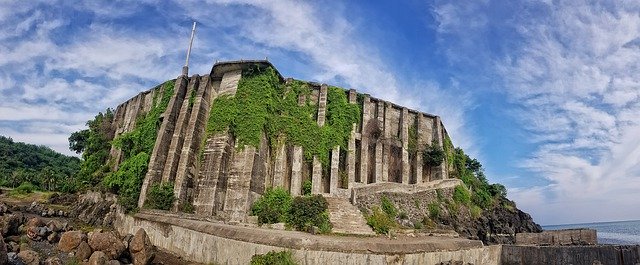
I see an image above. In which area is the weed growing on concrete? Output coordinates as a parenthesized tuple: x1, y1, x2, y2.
(145, 183, 175, 210)
(250, 250, 297, 265)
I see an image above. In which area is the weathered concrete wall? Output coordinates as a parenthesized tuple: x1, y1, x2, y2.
(502, 245, 640, 265)
(110, 60, 455, 222)
(516, 229, 597, 246)
(114, 210, 501, 265)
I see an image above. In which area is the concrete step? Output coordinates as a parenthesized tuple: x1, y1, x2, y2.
(325, 197, 375, 236)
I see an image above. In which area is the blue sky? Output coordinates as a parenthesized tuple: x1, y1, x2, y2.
(2, 0, 640, 225)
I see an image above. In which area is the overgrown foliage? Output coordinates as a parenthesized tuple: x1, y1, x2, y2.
(205, 66, 361, 166)
(103, 80, 175, 212)
(366, 206, 396, 234)
(302, 180, 312, 196)
(287, 194, 332, 233)
(423, 141, 445, 167)
(74, 109, 115, 188)
(380, 196, 398, 218)
(10, 182, 37, 195)
(250, 250, 297, 265)
(251, 187, 293, 224)
(145, 183, 175, 210)
(453, 185, 471, 205)
(450, 146, 508, 210)
(0, 136, 81, 192)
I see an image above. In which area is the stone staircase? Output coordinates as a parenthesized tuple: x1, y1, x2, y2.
(325, 197, 375, 236)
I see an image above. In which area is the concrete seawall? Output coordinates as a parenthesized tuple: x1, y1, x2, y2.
(114, 210, 501, 264)
(502, 245, 640, 265)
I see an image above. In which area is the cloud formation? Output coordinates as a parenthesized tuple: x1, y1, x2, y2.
(434, 0, 640, 224)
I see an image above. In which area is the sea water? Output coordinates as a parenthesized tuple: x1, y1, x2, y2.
(543, 220, 640, 245)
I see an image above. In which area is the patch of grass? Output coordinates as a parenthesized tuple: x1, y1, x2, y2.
(366, 206, 395, 234)
(453, 185, 471, 205)
(398, 211, 408, 220)
(427, 203, 440, 219)
(380, 196, 398, 218)
(250, 250, 297, 265)
(470, 205, 482, 219)
(10, 182, 36, 195)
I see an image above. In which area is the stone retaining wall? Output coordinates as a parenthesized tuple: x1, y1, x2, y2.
(114, 210, 500, 265)
(502, 245, 640, 265)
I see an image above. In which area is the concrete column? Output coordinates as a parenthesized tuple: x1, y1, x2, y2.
(272, 141, 286, 188)
(359, 95, 371, 184)
(330, 147, 340, 194)
(375, 101, 384, 183)
(312, 157, 322, 194)
(346, 89, 358, 187)
(381, 103, 392, 182)
(163, 76, 200, 185)
(138, 76, 188, 208)
(290, 146, 303, 196)
(174, 76, 212, 211)
(223, 145, 256, 223)
(347, 124, 357, 187)
(312, 84, 328, 194)
(435, 116, 447, 180)
(193, 131, 230, 216)
(317, 84, 328, 126)
(415, 115, 423, 184)
(401, 108, 410, 184)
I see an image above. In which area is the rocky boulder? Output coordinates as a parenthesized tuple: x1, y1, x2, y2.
(0, 213, 24, 236)
(88, 251, 108, 265)
(76, 241, 93, 261)
(17, 249, 40, 265)
(58, 230, 86, 252)
(88, 232, 125, 260)
(44, 257, 63, 265)
(0, 234, 8, 265)
(129, 229, 154, 265)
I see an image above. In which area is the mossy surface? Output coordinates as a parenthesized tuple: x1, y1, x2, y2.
(205, 66, 360, 166)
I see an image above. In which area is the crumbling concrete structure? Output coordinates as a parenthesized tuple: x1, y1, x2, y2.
(109, 60, 452, 223)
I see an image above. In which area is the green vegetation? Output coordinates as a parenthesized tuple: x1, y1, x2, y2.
(302, 179, 312, 196)
(9, 182, 37, 195)
(73, 109, 115, 188)
(287, 195, 332, 233)
(423, 140, 445, 167)
(145, 183, 175, 210)
(205, 66, 360, 166)
(251, 187, 293, 224)
(250, 250, 297, 265)
(0, 136, 81, 192)
(450, 146, 508, 210)
(453, 185, 471, 205)
(427, 202, 440, 219)
(380, 196, 398, 218)
(102, 80, 175, 212)
(366, 206, 396, 234)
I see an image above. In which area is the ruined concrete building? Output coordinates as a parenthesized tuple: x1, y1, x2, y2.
(108, 60, 452, 223)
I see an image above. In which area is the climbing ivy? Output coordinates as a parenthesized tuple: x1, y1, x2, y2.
(204, 66, 360, 166)
(104, 80, 175, 212)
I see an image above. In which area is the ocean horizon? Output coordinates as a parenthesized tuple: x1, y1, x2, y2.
(543, 219, 640, 245)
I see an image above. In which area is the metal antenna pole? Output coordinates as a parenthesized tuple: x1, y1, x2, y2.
(182, 21, 197, 76)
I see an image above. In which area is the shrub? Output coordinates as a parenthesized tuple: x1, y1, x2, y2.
(453, 185, 471, 205)
(413, 221, 424, 230)
(380, 196, 398, 218)
(470, 205, 482, 219)
(427, 203, 440, 219)
(472, 189, 493, 209)
(302, 180, 312, 196)
(286, 195, 331, 233)
(366, 206, 395, 234)
(251, 187, 292, 224)
(180, 202, 195, 214)
(250, 250, 297, 265)
(398, 211, 408, 220)
(11, 182, 36, 195)
(145, 183, 175, 210)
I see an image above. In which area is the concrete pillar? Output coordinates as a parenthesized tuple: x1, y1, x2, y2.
(330, 147, 340, 194)
(375, 101, 384, 183)
(272, 141, 286, 188)
(312, 157, 322, 194)
(401, 108, 410, 184)
(290, 146, 303, 196)
(174, 76, 212, 211)
(359, 95, 371, 184)
(312, 84, 328, 194)
(415, 115, 423, 184)
(163, 76, 200, 185)
(346, 89, 357, 187)
(435, 116, 447, 180)
(317, 84, 328, 126)
(381, 102, 392, 182)
(138, 76, 188, 208)
(223, 145, 256, 223)
(193, 131, 230, 216)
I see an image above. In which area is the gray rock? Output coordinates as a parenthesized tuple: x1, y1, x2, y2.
(0, 234, 8, 265)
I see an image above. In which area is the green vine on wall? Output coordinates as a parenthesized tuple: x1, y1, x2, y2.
(204, 66, 361, 166)
(104, 80, 175, 211)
